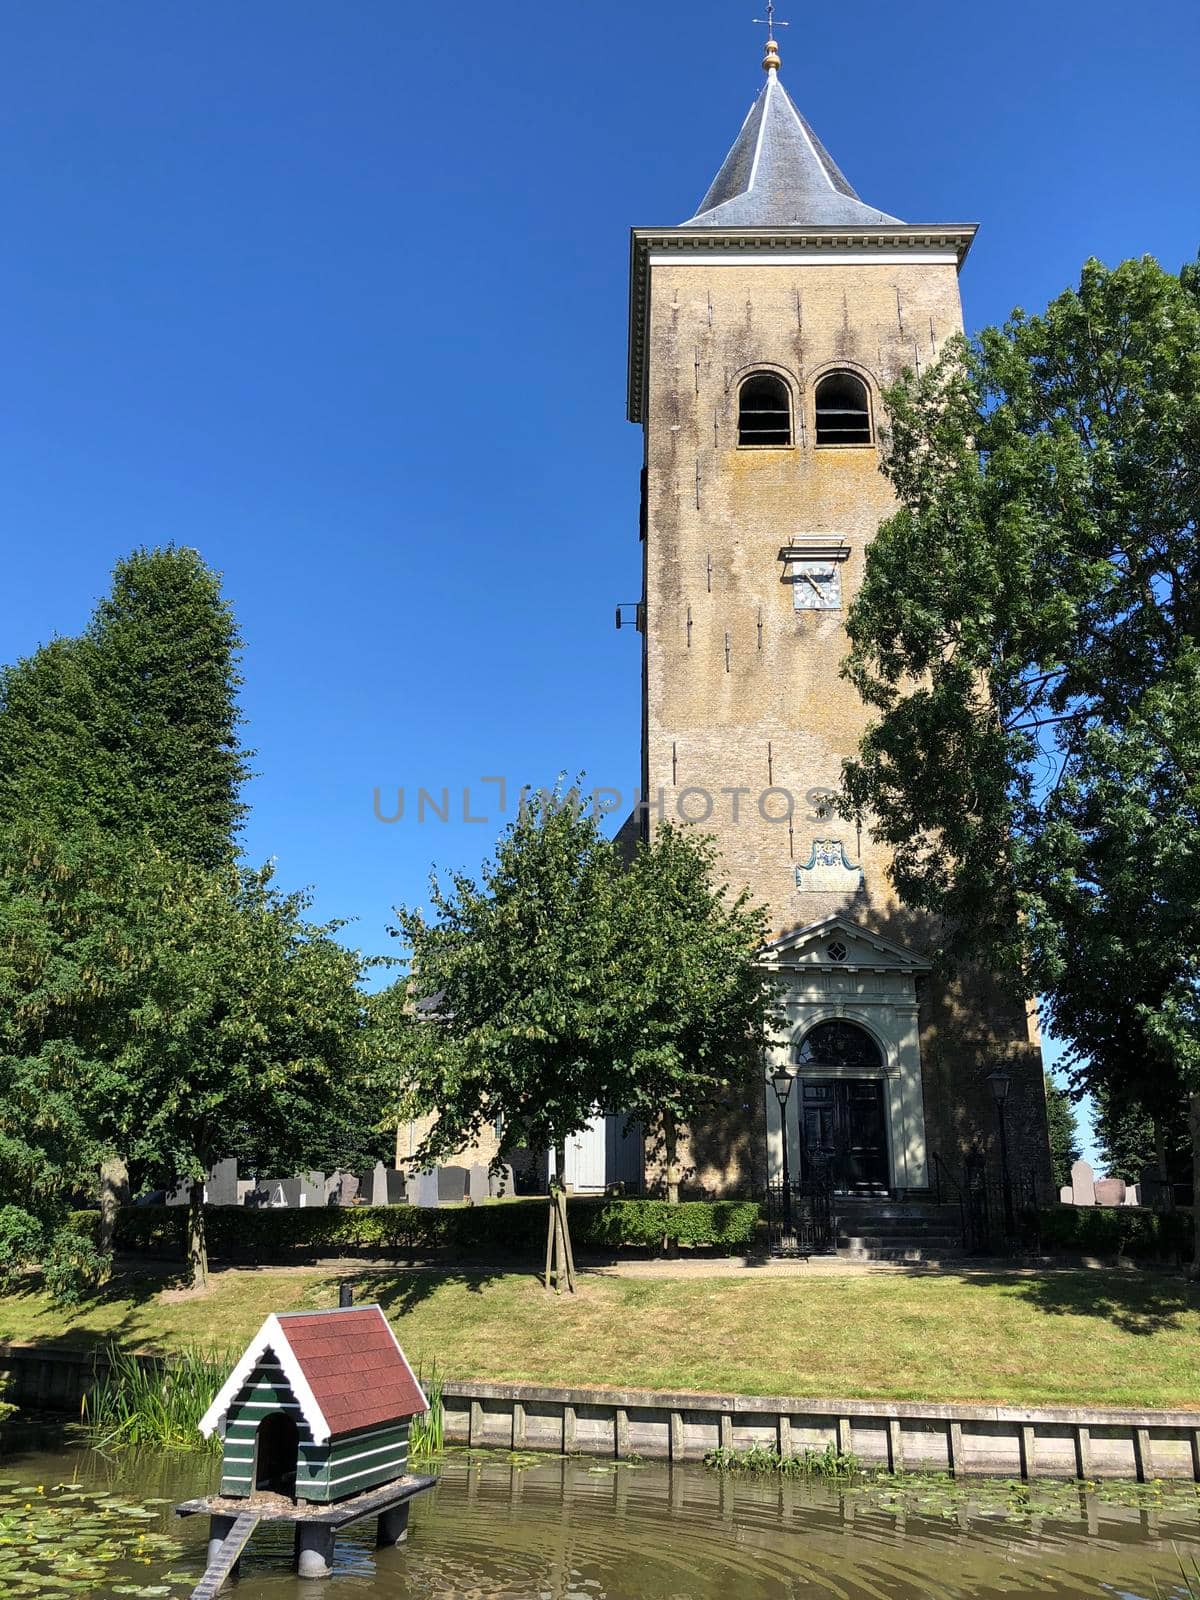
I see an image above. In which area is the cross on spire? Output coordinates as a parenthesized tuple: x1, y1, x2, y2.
(753, 1, 789, 42)
(753, 3, 788, 71)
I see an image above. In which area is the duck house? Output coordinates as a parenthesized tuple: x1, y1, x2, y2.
(198, 1306, 427, 1504)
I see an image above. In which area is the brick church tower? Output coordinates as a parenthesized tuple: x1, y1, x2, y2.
(626, 28, 1051, 1204)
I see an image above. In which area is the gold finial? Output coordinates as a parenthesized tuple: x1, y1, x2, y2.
(754, 3, 788, 71)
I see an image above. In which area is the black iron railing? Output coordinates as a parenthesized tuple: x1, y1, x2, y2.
(762, 1165, 835, 1256)
(931, 1146, 1045, 1256)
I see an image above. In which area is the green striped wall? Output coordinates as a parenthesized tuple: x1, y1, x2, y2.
(324, 1422, 410, 1501)
(220, 1355, 332, 1500)
(218, 1352, 410, 1503)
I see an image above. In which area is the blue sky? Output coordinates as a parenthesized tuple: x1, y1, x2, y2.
(2, 2, 1197, 1164)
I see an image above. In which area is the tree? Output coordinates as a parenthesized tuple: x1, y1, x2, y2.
(614, 824, 778, 1204)
(1094, 1082, 1192, 1190)
(840, 255, 1200, 1267)
(0, 825, 384, 1288)
(0, 546, 254, 1254)
(389, 791, 626, 1292)
(1044, 1075, 1081, 1190)
(0, 546, 250, 868)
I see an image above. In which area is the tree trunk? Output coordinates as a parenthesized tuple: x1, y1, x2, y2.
(187, 1180, 209, 1290)
(1154, 1118, 1175, 1212)
(1189, 1095, 1200, 1281)
(98, 1157, 129, 1255)
(661, 1112, 681, 1258)
(543, 1148, 576, 1294)
(664, 1111, 680, 1205)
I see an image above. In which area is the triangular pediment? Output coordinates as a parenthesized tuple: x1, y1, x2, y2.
(761, 915, 931, 972)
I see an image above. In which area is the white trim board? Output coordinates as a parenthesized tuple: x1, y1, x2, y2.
(647, 250, 960, 267)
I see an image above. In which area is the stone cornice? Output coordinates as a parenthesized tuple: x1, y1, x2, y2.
(627, 223, 978, 424)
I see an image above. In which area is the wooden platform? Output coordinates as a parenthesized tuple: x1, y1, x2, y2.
(178, 1476, 437, 1589)
(176, 1473, 436, 1529)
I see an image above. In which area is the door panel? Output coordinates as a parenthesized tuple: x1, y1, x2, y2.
(799, 1079, 889, 1192)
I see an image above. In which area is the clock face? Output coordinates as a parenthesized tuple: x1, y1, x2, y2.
(792, 561, 842, 611)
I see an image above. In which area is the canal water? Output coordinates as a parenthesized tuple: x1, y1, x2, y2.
(3, 1423, 1200, 1598)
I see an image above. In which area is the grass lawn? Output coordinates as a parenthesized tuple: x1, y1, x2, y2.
(1, 1264, 1197, 1411)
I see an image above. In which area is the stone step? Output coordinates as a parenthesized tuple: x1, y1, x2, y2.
(833, 1204, 960, 1221)
(834, 1221, 963, 1239)
(836, 1234, 962, 1251)
(836, 1244, 965, 1263)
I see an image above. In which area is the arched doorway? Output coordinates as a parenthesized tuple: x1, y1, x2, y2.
(795, 1021, 889, 1193)
(253, 1412, 299, 1499)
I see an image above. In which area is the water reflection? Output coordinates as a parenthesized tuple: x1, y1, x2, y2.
(2, 1427, 1199, 1599)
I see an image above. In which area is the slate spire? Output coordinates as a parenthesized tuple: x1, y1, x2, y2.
(684, 42, 902, 229)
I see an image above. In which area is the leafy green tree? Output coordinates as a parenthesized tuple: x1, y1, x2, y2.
(1093, 1082, 1191, 1190)
(839, 255, 1200, 1267)
(0, 546, 250, 868)
(390, 790, 626, 1291)
(0, 826, 384, 1288)
(1043, 1074, 1081, 1190)
(389, 797, 781, 1285)
(614, 824, 778, 1203)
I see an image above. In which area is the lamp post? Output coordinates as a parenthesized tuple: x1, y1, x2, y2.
(987, 1067, 1016, 1235)
(770, 1066, 796, 1239)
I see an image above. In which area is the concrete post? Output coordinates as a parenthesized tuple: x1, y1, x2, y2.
(376, 1502, 410, 1546)
(295, 1523, 335, 1579)
(207, 1514, 236, 1571)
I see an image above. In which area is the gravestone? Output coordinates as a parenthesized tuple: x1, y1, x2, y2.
(437, 1166, 469, 1204)
(205, 1159, 239, 1207)
(327, 1171, 359, 1206)
(1139, 1166, 1168, 1212)
(466, 1164, 491, 1202)
(385, 1169, 406, 1205)
(236, 1180, 257, 1205)
(1059, 1185, 1072, 1205)
(277, 1178, 303, 1208)
(1070, 1159, 1096, 1207)
(299, 1171, 325, 1208)
(407, 1169, 439, 1208)
(484, 1163, 515, 1198)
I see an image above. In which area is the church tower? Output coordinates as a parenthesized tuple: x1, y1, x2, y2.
(627, 28, 1050, 1203)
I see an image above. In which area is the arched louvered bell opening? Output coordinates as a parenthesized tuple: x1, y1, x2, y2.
(738, 373, 792, 447)
(814, 372, 872, 445)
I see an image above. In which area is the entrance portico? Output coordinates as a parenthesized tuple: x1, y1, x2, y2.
(762, 917, 931, 1196)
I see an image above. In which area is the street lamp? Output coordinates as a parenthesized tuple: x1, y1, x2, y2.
(770, 1066, 796, 1238)
(987, 1067, 1016, 1235)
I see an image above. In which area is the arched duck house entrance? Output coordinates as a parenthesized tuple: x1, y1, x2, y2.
(254, 1412, 299, 1498)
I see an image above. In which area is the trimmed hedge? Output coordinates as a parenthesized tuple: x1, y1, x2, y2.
(1035, 1204, 1193, 1261)
(112, 1197, 763, 1262)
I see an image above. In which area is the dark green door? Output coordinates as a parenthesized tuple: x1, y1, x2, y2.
(800, 1079, 889, 1192)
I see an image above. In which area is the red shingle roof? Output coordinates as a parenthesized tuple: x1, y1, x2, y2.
(277, 1307, 427, 1439)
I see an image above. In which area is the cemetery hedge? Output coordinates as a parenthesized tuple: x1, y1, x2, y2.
(76, 1200, 1194, 1266)
(104, 1197, 765, 1261)
(1034, 1204, 1192, 1261)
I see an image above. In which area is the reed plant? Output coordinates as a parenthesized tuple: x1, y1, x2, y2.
(410, 1366, 445, 1459)
(1163, 1552, 1200, 1597)
(81, 1342, 230, 1452)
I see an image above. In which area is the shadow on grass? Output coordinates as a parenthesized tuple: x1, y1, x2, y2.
(0, 1264, 178, 1351)
(899, 1263, 1200, 1336)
